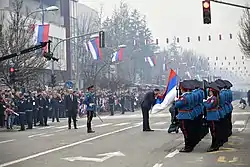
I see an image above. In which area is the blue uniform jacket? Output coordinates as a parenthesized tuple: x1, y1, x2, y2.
(203, 96, 220, 121)
(198, 89, 205, 114)
(218, 90, 226, 118)
(84, 93, 95, 111)
(175, 92, 194, 120)
(192, 89, 200, 117)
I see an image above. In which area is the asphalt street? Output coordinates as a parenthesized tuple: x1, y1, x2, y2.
(0, 101, 250, 167)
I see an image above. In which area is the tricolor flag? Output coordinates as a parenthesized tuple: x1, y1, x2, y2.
(87, 37, 103, 60)
(111, 48, 124, 62)
(145, 56, 156, 67)
(33, 24, 50, 52)
(151, 69, 177, 114)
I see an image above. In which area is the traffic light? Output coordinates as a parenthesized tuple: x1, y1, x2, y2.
(202, 0, 211, 24)
(156, 39, 159, 45)
(51, 74, 56, 87)
(43, 52, 59, 61)
(99, 31, 105, 48)
(9, 67, 16, 84)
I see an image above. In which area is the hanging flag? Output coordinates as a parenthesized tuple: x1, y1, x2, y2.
(87, 37, 103, 60)
(145, 56, 156, 67)
(111, 48, 124, 62)
(33, 24, 50, 52)
(163, 57, 167, 71)
(151, 69, 177, 114)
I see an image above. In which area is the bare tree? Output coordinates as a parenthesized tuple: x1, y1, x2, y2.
(0, 0, 46, 88)
(238, 8, 250, 58)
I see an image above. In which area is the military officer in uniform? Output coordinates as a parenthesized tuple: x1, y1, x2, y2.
(84, 85, 96, 133)
(175, 81, 195, 152)
(203, 82, 221, 152)
(17, 94, 26, 131)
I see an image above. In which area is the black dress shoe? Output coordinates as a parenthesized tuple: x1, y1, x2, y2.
(87, 130, 95, 133)
(143, 129, 154, 132)
(74, 127, 78, 129)
(179, 147, 193, 153)
(207, 147, 219, 152)
(68, 127, 71, 129)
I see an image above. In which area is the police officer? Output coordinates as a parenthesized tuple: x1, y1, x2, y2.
(141, 89, 160, 132)
(203, 82, 221, 152)
(17, 94, 26, 131)
(24, 93, 33, 129)
(84, 85, 96, 133)
(37, 92, 45, 126)
(175, 81, 195, 152)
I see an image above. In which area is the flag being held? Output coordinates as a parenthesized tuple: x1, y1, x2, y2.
(151, 69, 177, 114)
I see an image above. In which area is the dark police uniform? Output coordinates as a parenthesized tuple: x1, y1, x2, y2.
(24, 94, 33, 129)
(17, 97, 26, 131)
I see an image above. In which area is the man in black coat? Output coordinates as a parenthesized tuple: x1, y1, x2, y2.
(65, 89, 78, 129)
(141, 89, 160, 132)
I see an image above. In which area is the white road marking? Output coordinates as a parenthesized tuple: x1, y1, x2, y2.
(233, 120, 246, 126)
(0, 124, 141, 167)
(153, 163, 163, 167)
(134, 122, 143, 126)
(78, 125, 87, 128)
(37, 126, 54, 130)
(154, 122, 167, 125)
(42, 134, 54, 137)
(54, 129, 65, 133)
(153, 128, 167, 131)
(55, 125, 68, 129)
(28, 133, 47, 138)
(233, 112, 250, 115)
(94, 123, 112, 127)
(114, 122, 130, 126)
(165, 149, 179, 158)
(0, 139, 15, 144)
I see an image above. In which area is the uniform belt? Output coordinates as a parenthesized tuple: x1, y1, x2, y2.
(179, 109, 192, 112)
(207, 108, 217, 112)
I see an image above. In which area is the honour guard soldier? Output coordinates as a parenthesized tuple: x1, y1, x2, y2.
(223, 80, 233, 137)
(175, 80, 196, 152)
(84, 85, 96, 133)
(203, 82, 221, 152)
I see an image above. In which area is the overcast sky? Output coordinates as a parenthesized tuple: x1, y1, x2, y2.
(79, 0, 250, 84)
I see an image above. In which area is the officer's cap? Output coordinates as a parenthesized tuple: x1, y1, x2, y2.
(215, 79, 226, 89)
(191, 79, 203, 89)
(208, 82, 220, 92)
(87, 85, 94, 90)
(180, 80, 194, 90)
(203, 80, 209, 88)
(223, 80, 233, 88)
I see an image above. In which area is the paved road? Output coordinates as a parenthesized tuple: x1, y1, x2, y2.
(0, 102, 250, 167)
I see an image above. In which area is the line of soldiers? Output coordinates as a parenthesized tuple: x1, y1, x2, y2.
(174, 79, 233, 152)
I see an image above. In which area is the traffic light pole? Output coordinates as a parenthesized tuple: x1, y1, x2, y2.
(51, 31, 100, 83)
(211, 0, 250, 10)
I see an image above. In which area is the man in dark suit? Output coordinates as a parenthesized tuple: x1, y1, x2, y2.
(141, 89, 160, 132)
(65, 89, 78, 129)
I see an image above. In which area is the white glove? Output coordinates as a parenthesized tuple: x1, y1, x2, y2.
(174, 97, 179, 101)
(89, 103, 95, 107)
(203, 99, 207, 102)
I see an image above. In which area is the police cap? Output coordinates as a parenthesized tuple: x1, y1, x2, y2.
(208, 82, 220, 92)
(223, 80, 233, 88)
(192, 79, 203, 89)
(87, 85, 94, 90)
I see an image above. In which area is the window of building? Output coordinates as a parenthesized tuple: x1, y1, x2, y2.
(220, 67, 222, 70)
(236, 62, 237, 65)
(225, 57, 227, 60)
(233, 56, 235, 60)
(208, 62, 209, 66)
(238, 67, 240, 70)
(244, 67, 247, 70)
(214, 62, 216, 65)
(242, 56, 244, 60)
(228, 62, 230, 65)
(246, 71, 248, 73)
(221, 62, 223, 65)
(207, 57, 209, 60)
(243, 61, 245, 64)
(226, 67, 228, 70)
(232, 67, 234, 70)
(216, 57, 218, 60)
(214, 67, 216, 70)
